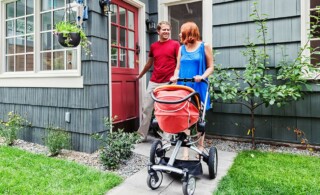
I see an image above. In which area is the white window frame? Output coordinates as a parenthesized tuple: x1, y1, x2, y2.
(301, 0, 320, 80)
(158, 0, 212, 44)
(0, 0, 83, 88)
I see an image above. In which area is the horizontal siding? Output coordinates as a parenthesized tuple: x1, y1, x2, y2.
(213, 18, 300, 48)
(213, 0, 300, 25)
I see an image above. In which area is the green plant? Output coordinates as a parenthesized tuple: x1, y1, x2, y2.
(55, 21, 91, 56)
(0, 112, 30, 146)
(93, 117, 140, 169)
(44, 126, 70, 156)
(209, 2, 316, 148)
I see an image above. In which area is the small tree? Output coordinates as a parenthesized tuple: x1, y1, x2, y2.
(209, 2, 317, 148)
(92, 117, 139, 170)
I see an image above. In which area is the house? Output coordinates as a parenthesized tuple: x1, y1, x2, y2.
(0, 0, 318, 153)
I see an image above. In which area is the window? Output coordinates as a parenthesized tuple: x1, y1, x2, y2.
(302, 0, 320, 67)
(110, 4, 137, 69)
(0, 0, 83, 88)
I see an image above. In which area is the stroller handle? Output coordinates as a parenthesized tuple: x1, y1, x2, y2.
(151, 90, 200, 104)
(169, 78, 209, 88)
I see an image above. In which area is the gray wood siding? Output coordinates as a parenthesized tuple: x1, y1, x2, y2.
(208, 0, 320, 145)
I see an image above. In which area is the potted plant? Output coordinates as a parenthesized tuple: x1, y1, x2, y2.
(54, 21, 91, 55)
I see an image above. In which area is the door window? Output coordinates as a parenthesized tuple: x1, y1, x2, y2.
(111, 4, 137, 69)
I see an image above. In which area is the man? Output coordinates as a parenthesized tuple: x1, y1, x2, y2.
(136, 21, 180, 142)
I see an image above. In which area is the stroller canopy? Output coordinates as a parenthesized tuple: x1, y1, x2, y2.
(153, 85, 200, 134)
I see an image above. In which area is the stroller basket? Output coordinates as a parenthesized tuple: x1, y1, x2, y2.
(152, 85, 201, 134)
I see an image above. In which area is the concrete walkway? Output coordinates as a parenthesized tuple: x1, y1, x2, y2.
(107, 137, 237, 195)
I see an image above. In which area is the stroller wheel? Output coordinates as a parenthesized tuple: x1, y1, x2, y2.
(150, 140, 164, 164)
(182, 175, 196, 195)
(147, 171, 163, 190)
(208, 146, 218, 179)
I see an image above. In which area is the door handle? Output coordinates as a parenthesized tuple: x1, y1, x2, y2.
(135, 42, 140, 55)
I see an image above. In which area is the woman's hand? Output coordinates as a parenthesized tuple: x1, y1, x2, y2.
(193, 75, 203, 82)
(170, 76, 179, 83)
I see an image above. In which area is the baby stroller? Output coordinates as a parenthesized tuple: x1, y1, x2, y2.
(147, 78, 218, 195)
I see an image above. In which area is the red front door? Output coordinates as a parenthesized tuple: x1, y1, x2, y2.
(110, 1, 139, 131)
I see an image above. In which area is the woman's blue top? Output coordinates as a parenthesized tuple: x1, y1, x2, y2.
(178, 42, 211, 110)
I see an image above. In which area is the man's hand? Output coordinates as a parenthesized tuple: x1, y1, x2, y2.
(170, 76, 179, 83)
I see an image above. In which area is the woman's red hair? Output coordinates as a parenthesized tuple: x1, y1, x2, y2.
(180, 22, 200, 45)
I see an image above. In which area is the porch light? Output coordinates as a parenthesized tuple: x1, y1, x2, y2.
(99, 0, 113, 14)
(146, 19, 157, 33)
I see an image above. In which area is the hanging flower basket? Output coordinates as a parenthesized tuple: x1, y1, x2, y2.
(54, 21, 91, 55)
(57, 32, 81, 47)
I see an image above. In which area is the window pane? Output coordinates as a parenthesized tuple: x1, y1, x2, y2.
(111, 4, 117, 23)
(53, 51, 64, 70)
(168, 2, 202, 41)
(41, 12, 51, 31)
(120, 49, 126, 67)
(41, 0, 53, 11)
(128, 50, 134, 69)
(41, 52, 52, 70)
(67, 50, 77, 70)
(111, 47, 118, 66)
(53, 35, 63, 50)
(311, 0, 320, 9)
(128, 31, 134, 49)
(6, 20, 14, 36)
(119, 7, 126, 27)
(26, 16, 34, 33)
(120, 28, 126, 47)
(16, 37, 25, 53)
(41, 32, 52, 50)
(26, 54, 34, 71)
(6, 3, 14, 19)
(311, 10, 320, 38)
(16, 0, 26, 17)
(54, 0, 65, 9)
(311, 40, 320, 67)
(26, 35, 34, 52)
(16, 18, 25, 35)
(111, 25, 117, 44)
(6, 56, 15, 72)
(54, 9, 65, 25)
(6, 38, 14, 54)
(16, 55, 25, 71)
(26, 0, 34, 15)
(128, 11, 134, 30)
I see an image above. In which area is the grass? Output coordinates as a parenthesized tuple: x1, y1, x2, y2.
(214, 150, 320, 195)
(0, 146, 123, 194)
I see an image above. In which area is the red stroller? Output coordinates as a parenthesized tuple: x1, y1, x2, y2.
(147, 78, 218, 195)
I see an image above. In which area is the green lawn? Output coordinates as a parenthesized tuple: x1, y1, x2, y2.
(0, 146, 122, 194)
(214, 150, 320, 194)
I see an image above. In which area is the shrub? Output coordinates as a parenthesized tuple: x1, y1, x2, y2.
(93, 117, 139, 169)
(0, 112, 30, 146)
(44, 126, 71, 156)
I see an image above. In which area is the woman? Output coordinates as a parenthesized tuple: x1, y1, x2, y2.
(170, 21, 214, 159)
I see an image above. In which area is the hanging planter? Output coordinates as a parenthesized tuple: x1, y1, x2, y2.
(57, 32, 81, 47)
(54, 21, 91, 55)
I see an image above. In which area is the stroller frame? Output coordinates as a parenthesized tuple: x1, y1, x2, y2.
(147, 78, 218, 195)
